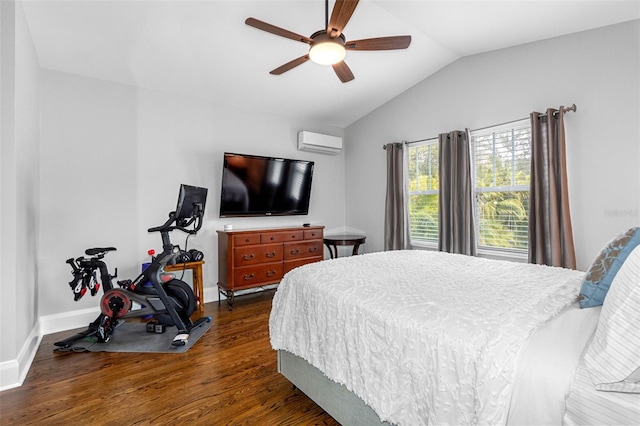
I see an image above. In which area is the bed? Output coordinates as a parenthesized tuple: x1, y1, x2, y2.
(269, 236, 640, 425)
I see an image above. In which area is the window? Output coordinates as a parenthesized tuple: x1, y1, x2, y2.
(408, 141, 439, 243)
(471, 120, 531, 251)
(407, 119, 532, 253)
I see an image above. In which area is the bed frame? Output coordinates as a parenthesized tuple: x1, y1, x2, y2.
(277, 350, 391, 426)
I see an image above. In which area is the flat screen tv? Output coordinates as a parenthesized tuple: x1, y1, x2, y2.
(219, 152, 314, 217)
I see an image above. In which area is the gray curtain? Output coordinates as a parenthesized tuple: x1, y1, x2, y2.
(528, 107, 576, 269)
(438, 130, 477, 256)
(384, 142, 409, 250)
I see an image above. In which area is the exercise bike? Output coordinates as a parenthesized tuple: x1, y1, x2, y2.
(55, 184, 211, 348)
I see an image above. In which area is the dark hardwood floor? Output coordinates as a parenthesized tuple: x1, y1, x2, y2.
(0, 291, 339, 425)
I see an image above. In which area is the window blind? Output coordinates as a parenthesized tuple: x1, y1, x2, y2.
(471, 119, 531, 251)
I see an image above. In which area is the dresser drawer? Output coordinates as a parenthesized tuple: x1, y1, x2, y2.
(261, 230, 304, 244)
(234, 263, 283, 289)
(234, 244, 283, 266)
(304, 229, 323, 240)
(233, 234, 261, 246)
(283, 240, 323, 260)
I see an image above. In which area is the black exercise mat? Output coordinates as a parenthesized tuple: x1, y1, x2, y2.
(54, 319, 212, 354)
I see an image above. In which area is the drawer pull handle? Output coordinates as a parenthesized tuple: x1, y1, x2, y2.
(243, 273, 255, 281)
(265, 251, 276, 258)
(309, 247, 318, 252)
(290, 249, 300, 255)
(266, 270, 277, 277)
(243, 254, 255, 260)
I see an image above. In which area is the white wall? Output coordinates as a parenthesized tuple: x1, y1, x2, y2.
(37, 69, 346, 323)
(0, 0, 41, 389)
(345, 20, 640, 271)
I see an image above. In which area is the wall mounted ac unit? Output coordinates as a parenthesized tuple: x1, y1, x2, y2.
(297, 131, 342, 155)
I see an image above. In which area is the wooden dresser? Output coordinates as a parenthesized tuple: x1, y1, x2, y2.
(217, 226, 324, 308)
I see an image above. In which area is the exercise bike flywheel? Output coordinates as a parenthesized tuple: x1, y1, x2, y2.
(154, 279, 195, 325)
(100, 288, 131, 318)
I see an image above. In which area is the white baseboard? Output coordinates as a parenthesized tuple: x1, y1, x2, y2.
(39, 306, 102, 335)
(0, 322, 42, 391)
(0, 306, 100, 391)
(0, 360, 20, 391)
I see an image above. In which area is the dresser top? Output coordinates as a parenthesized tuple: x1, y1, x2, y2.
(217, 225, 324, 235)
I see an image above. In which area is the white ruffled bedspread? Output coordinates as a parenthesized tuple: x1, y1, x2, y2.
(270, 250, 584, 425)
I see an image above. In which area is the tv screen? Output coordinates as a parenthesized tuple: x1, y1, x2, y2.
(219, 152, 314, 217)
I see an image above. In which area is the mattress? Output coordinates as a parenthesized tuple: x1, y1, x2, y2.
(270, 250, 585, 425)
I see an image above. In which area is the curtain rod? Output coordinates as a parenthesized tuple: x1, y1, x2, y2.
(382, 104, 577, 149)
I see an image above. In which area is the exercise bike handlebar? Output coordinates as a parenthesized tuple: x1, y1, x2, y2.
(66, 257, 80, 273)
(146, 209, 204, 235)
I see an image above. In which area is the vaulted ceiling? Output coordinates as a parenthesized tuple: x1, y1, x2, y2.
(22, 1, 640, 127)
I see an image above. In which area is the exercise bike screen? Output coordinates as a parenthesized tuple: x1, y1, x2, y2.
(175, 184, 208, 219)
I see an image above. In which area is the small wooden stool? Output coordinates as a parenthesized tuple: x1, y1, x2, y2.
(165, 260, 205, 315)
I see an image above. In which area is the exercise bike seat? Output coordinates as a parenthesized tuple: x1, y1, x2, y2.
(85, 247, 117, 256)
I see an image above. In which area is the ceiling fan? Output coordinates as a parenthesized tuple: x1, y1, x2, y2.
(245, 0, 411, 83)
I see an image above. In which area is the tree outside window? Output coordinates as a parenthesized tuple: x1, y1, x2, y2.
(408, 142, 439, 243)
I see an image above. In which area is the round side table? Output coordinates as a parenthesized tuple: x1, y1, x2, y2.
(323, 234, 366, 259)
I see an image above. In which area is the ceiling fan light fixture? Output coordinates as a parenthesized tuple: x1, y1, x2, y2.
(308, 31, 346, 65)
(309, 41, 346, 65)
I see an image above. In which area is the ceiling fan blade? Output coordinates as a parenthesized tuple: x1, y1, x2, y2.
(245, 17, 312, 44)
(328, 0, 359, 38)
(270, 55, 310, 75)
(332, 61, 355, 83)
(345, 35, 412, 51)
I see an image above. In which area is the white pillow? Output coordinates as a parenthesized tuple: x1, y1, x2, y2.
(584, 244, 640, 393)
